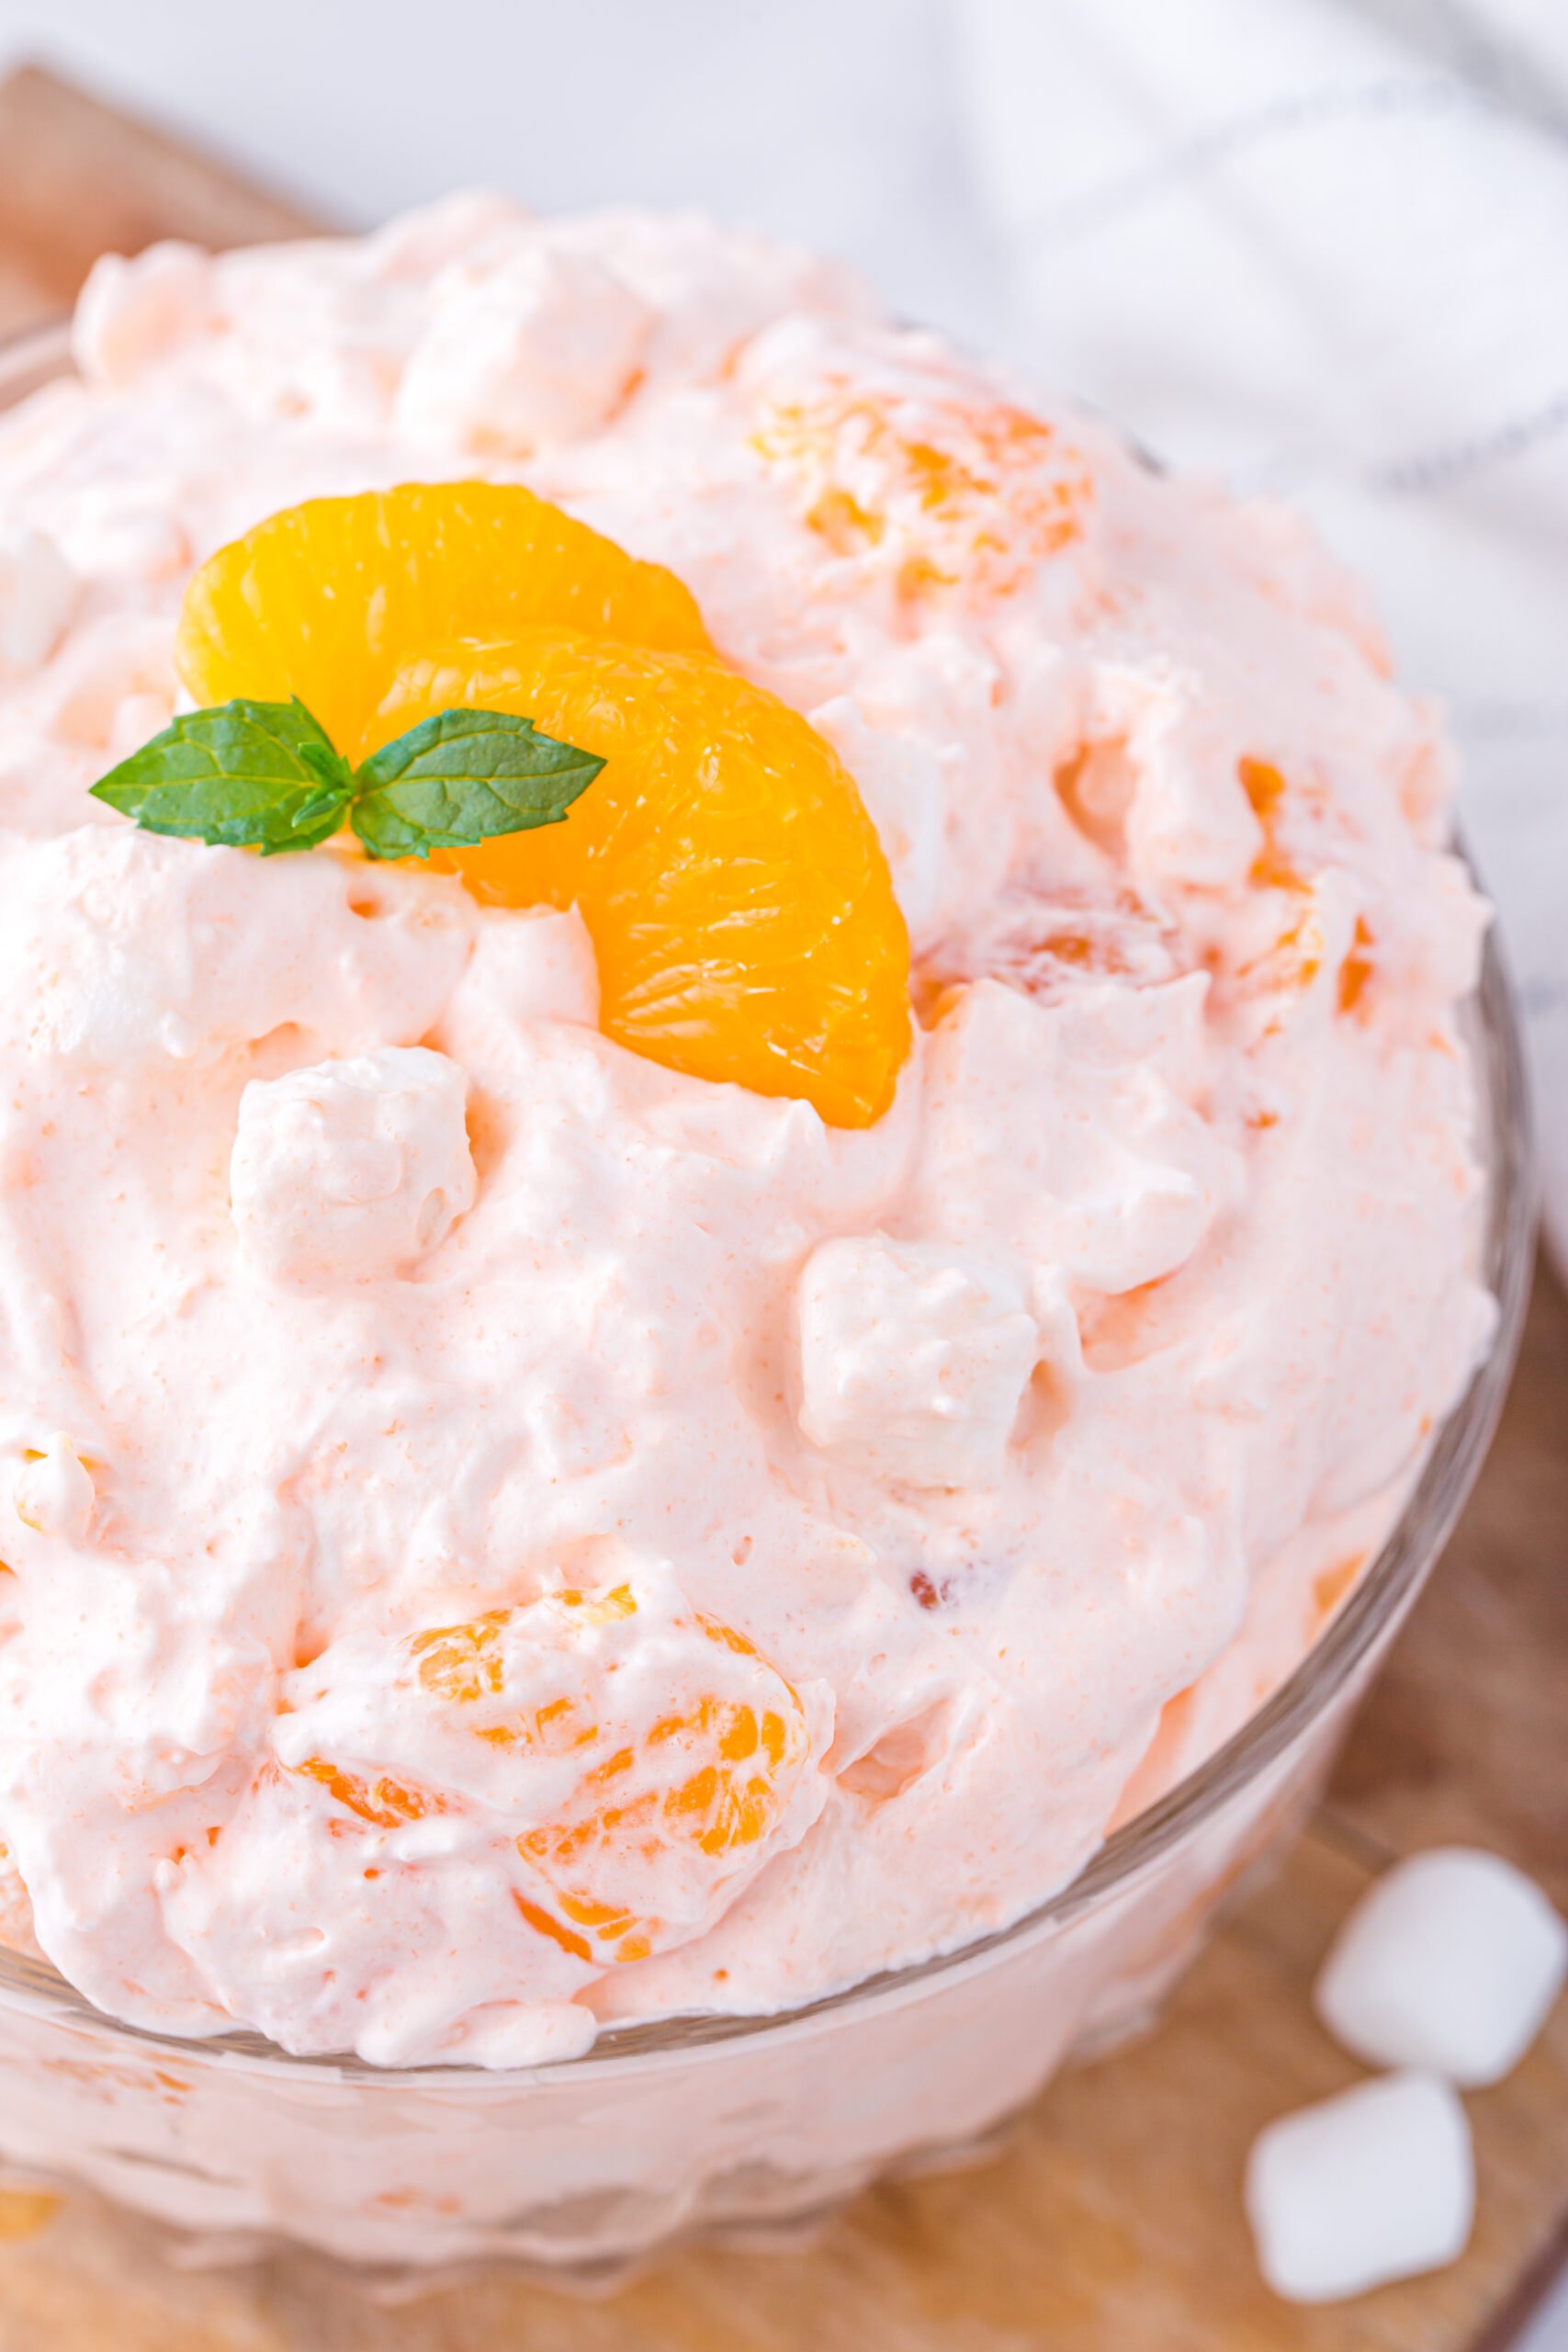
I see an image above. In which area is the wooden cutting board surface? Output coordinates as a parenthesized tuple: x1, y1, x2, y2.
(0, 61, 1562, 2352)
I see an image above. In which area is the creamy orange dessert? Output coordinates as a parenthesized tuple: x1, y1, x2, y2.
(0, 198, 1492, 2065)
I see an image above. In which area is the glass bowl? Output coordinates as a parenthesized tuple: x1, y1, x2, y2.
(0, 319, 1536, 2287)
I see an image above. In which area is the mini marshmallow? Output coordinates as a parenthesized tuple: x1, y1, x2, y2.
(396, 246, 651, 452)
(1315, 1847, 1568, 2086)
(1245, 2071, 1473, 2303)
(231, 1046, 475, 1284)
(796, 1235, 1038, 1487)
(73, 242, 215, 388)
(807, 695, 951, 952)
(0, 526, 79, 674)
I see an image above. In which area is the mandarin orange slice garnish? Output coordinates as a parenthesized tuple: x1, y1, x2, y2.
(292, 1582, 815, 1971)
(176, 481, 712, 757)
(371, 629, 910, 1125)
(175, 483, 910, 1127)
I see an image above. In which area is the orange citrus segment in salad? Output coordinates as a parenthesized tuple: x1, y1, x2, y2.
(175, 481, 711, 756)
(295, 1758, 446, 1831)
(290, 1585, 814, 1971)
(753, 389, 1093, 597)
(372, 629, 911, 1126)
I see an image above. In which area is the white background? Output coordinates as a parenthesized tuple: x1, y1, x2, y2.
(0, 2, 1562, 2337)
(0, 1, 1009, 341)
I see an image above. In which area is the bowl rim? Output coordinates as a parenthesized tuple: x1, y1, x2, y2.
(0, 321, 1538, 2082)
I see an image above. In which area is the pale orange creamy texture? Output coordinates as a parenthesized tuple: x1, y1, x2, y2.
(0, 197, 1492, 2064)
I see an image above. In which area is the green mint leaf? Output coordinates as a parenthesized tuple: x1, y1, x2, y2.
(90, 698, 356, 854)
(349, 707, 604, 862)
(289, 781, 355, 834)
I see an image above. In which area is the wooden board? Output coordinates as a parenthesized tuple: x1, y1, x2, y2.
(0, 63, 317, 339)
(0, 61, 1562, 2352)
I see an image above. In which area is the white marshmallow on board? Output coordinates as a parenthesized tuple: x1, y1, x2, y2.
(1315, 1848, 1568, 2087)
(1245, 2071, 1474, 2304)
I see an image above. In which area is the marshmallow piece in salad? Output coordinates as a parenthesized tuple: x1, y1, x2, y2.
(231, 1046, 475, 1284)
(0, 525, 78, 673)
(796, 1235, 1040, 1487)
(73, 240, 217, 389)
(396, 244, 653, 452)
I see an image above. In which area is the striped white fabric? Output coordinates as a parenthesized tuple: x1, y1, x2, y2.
(953, 0, 1568, 1274)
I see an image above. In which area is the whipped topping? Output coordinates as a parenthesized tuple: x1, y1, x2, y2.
(0, 195, 1493, 2064)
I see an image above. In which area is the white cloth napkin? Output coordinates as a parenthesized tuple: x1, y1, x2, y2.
(951, 0, 1568, 1275)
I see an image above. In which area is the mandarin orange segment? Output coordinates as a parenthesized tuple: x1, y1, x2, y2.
(292, 1582, 816, 1972)
(175, 481, 712, 756)
(371, 629, 911, 1126)
(753, 389, 1093, 597)
(514, 1668, 807, 1962)
(1236, 758, 1376, 1012)
(295, 1757, 446, 1831)
(410, 1611, 508, 1702)
(1337, 914, 1376, 1016)
(1240, 757, 1309, 895)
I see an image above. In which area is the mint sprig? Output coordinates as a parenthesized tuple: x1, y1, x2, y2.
(90, 696, 604, 863)
(90, 699, 355, 854)
(350, 707, 604, 862)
